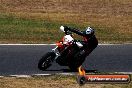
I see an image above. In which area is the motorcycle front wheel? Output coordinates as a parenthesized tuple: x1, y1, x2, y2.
(38, 52, 56, 71)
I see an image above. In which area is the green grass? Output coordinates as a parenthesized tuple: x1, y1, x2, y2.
(0, 0, 132, 43)
(0, 14, 61, 43)
(0, 13, 131, 43)
(0, 13, 87, 43)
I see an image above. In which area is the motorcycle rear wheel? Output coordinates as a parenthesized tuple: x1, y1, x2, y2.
(38, 52, 56, 71)
(69, 62, 82, 71)
(68, 53, 86, 71)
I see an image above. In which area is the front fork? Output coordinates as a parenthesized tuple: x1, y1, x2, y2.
(52, 46, 60, 60)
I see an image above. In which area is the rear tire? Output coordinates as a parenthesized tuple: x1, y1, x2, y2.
(69, 52, 85, 71)
(38, 52, 56, 71)
(69, 59, 84, 71)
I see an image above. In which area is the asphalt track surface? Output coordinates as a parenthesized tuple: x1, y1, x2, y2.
(0, 44, 132, 76)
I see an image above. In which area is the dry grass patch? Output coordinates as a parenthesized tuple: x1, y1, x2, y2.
(0, 0, 131, 43)
(0, 75, 132, 88)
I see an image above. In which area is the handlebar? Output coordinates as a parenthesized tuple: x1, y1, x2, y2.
(60, 26, 72, 35)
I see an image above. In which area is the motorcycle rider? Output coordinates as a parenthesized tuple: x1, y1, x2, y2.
(38, 25, 98, 71)
(60, 26, 98, 58)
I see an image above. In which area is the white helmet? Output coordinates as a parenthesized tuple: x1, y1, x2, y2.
(85, 27, 93, 34)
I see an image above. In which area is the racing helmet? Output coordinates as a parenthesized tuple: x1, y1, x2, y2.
(83, 27, 94, 35)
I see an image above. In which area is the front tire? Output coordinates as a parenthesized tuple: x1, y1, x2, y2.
(38, 52, 56, 71)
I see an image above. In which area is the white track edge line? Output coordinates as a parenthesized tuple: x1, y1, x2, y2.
(1, 72, 132, 77)
(32, 74, 52, 76)
(9, 75, 31, 78)
(0, 44, 128, 46)
(0, 44, 56, 46)
(0, 76, 4, 77)
(115, 72, 132, 74)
